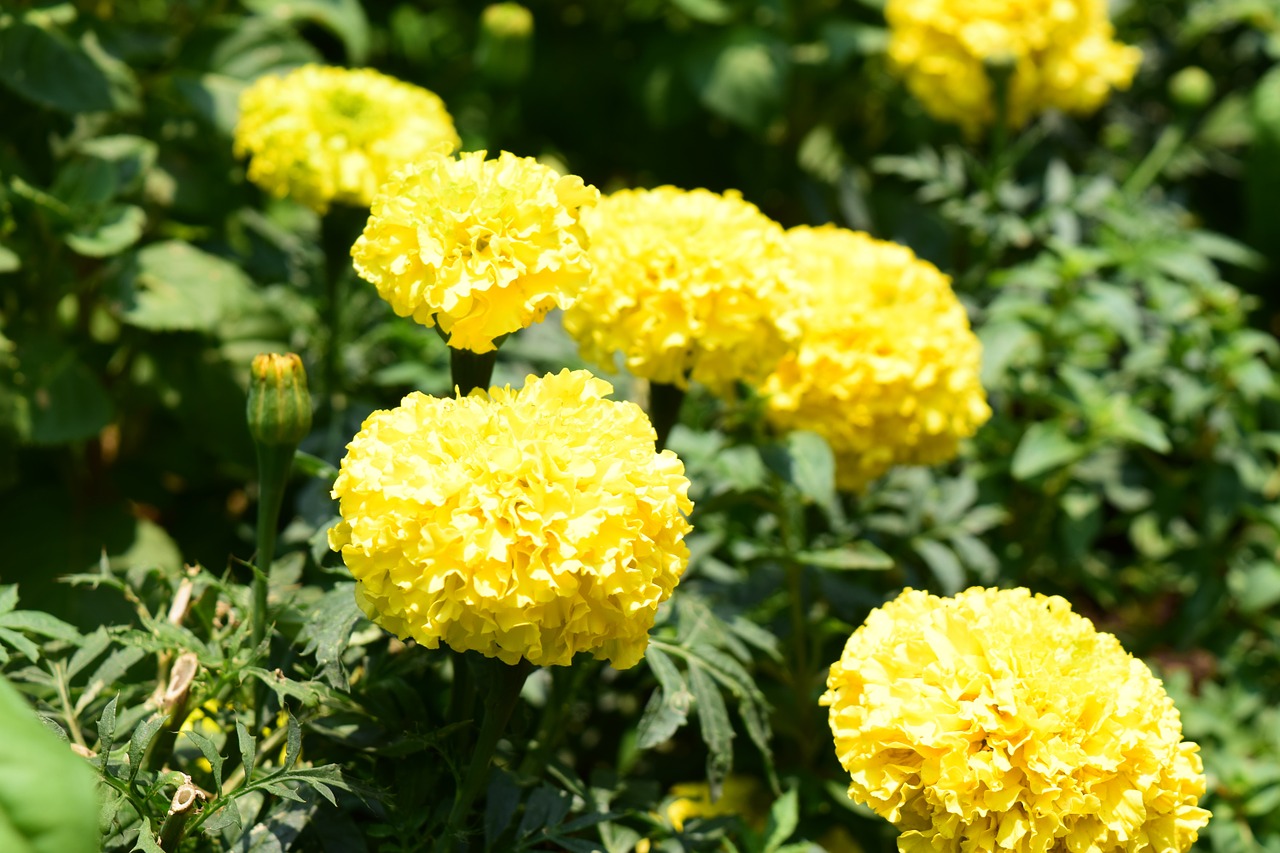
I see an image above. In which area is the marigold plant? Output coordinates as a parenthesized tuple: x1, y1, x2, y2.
(233, 65, 459, 211)
(328, 369, 692, 668)
(761, 226, 989, 492)
(563, 186, 801, 391)
(885, 0, 1142, 133)
(352, 150, 598, 353)
(821, 587, 1211, 853)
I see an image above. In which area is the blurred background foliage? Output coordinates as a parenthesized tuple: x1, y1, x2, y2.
(3, 0, 1280, 851)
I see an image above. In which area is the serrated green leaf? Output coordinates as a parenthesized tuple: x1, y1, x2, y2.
(687, 663, 733, 797)
(485, 769, 521, 849)
(283, 713, 302, 772)
(636, 687, 688, 750)
(0, 627, 39, 662)
(184, 729, 225, 790)
(96, 695, 119, 772)
(236, 718, 256, 786)
(0, 610, 81, 644)
(127, 715, 165, 785)
(0, 586, 17, 615)
(132, 818, 166, 853)
(201, 803, 242, 836)
(66, 628, 111, 681)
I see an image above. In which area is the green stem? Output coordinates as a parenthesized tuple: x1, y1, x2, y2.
(438, 658, 534, 852)
(1123, 123, 1187, 198)
(449, 346, 500, 397)
(983, 59, 1014, 199)
(251, 444, 292, 650)
(778, 487, 817, 768)
(648, 381, 686, 451)
(517, 661, 594, 779)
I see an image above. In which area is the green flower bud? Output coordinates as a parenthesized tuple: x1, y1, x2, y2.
(1170, 67, 1215, 110)
(475, 3, 534, 86)
(246, 353, 312, 447)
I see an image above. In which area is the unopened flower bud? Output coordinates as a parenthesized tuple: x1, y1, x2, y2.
(475, 3, 534, 86)
(1170, 66, 1215, 110)
(247, 353, 312, 447)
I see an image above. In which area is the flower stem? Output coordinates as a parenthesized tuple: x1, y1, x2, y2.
(648, 381, 685, 451)
(1123, 123, 1187, 198)
(983, 59, 1014, 199)
(438, 657, 533, 852)
(450, 346, 500, 397)
(251, 442, 291, 651)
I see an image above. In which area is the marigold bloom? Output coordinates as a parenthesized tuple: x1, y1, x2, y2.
(761, 226, 989, 492)
(885, 0, 1142, 133)
(234, 65, 459, 211)
(352, 150, 598, 353)
(663, 776, 769, 831)
(821, 587, 1211, 853)
(563, 186, 802, 392)
(328, 369, 692, 668)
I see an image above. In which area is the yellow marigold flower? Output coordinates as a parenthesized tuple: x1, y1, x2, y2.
(760, 226, 989, 492)
(233, 65, 459, 212)
(821, 587, 1212, 853)
(328, 369, 693, 668)
(352, 150, 598, 353)
(885, 0, 1142, 133)
(563, 186, 802, 392)
(663, 776, 769, 832)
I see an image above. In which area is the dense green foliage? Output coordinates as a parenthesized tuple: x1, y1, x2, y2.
(2, 0, 1280, 851)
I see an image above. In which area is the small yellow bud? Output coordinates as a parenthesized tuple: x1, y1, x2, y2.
(476, 3, 534, 85)
(246, 353, 312, 447)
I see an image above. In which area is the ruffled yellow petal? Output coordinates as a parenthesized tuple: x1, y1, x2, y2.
(885, 0, 1142, 134)
(233, 64, 458, 211)
(352, 150, 598, 353)
(564, 186, 802, 392)
(329, 369, 693, 668)
(761, 225, 989, 492)
(821, 587, 1212, 853)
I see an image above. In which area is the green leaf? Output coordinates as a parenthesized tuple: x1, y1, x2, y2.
(0, 628, 39, 663)
(66, 628, 111, 681)
(687, 663, 734, 798)
(64, 204, 146, 258)
(96, 694, 119, 772)
(298, 585, 363, 690)
(19, 340, 113, 446)
(0, 243, 19, 273)
(636, 686, 689, 751)
(1010, 422, 1085, 480)
(1105, 399, 1171, 454)
(0, 586, 17, 616)
(236, 718, 257, 787)
(485, 770, 521, 850)
(686, 28, 788, 131)
(0, 22, 135, 114)
(914, 539, 965, 594)
(112, 241, 257, 333)
(762, 788, 799, 853)
(783, 431, 840, 516)
(263, 715, 295, 778)
(242, 0, 370, 64)
(127, 715, 165, 786)
(184, 729, 225, 790)
(796, 542, 893, 571)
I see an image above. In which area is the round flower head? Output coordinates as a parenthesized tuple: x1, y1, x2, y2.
(821, 587, 1211, 853)
(352, 150, 598, 353)
(563, 186, 802, 392)
(328, 369, 693, 668)
(233, 65, 459, 212)
(761, 226, 989, 492)
(885, 0, 1142, 134)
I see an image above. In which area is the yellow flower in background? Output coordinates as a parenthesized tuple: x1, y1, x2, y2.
(352, 150, 598, 353)
(821, 587, 1211, 853)
(663, 776, 769, 831)
(328, 369, 693, 668)
(760, 226, 989, 492)
(885, 0, 1142, 134)
(564, 186, 802, 392)
(233, 65, 459, 212)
